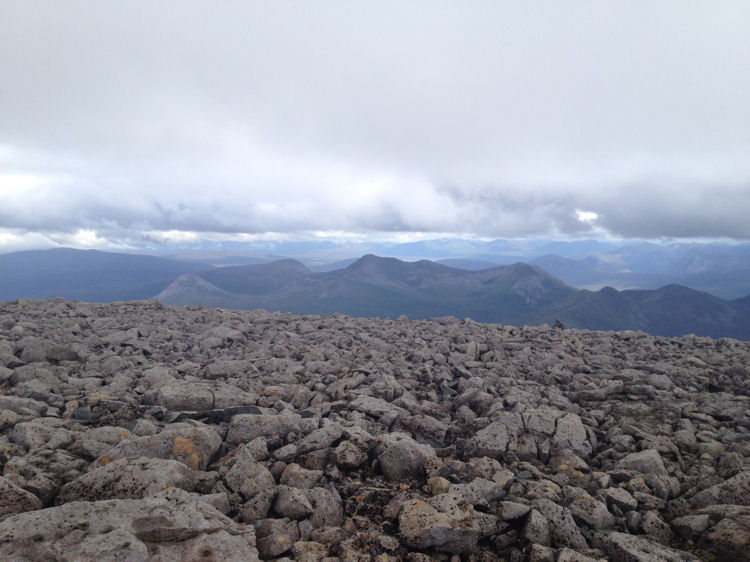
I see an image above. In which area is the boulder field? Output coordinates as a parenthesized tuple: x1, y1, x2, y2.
(0, 298, 749, 561)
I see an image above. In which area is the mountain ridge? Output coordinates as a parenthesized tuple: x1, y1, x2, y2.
(156, 254, 749, 339)
(2, 248, 748, 339)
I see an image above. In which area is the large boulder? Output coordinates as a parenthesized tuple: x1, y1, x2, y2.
(690, 471, 750, 507)
(0, 488, 259, 561)
(0, 475, 42, 521)
(593, 531, 700, 562)
(465, 414, 523, 459)
(95, 421, 222, 470)
(616, 449, 668, 477)
(56, 457, 196, 503)
(399, 493, 479, 553)
(551, 414, 592, 458)
(374, 432, 435, 481)
(224, 445, 277, 522)
(226, 410, 302, 446)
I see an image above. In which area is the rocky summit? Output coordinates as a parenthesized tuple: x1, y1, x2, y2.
(0, 299, 749, 562)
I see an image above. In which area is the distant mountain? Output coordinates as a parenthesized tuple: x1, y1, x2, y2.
(308, 258, 359, 272)
(531, 242, 750, 299)
(199, 259, 313, 294)
(0, 248, 210, 302)
(157, 254, 575, 321)
(3, 248, 748, 339)
(437, 258, 501, 271)
(155, 254, 750, 339)
(524, 284, 750, 339)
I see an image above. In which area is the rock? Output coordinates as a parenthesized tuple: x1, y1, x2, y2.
(291, 540, 329, 560)
(694, 505, 750, 562)
(1, 298, 748, 561)
(96, 421, 222, 470)
(255, 517, 300, 559)
(349, 395, 407, 421)
(10, 417, 74, 450)
(672, 513, 711, 542)
(690, 470, 750, 507)
(153, 381, 216, 410)
(280, 463, 323, 489)
(305, 487, 344, 529)
(224, 445, 276, 521)
(534, 498, 587, 549)
(551, 414, 592, 458)
(273, 485, 313, 520)
(296, 422, 343, 454)
(56, 457, 195, 503)
(640, 510, 672, 544)
(600, 486, 638, 512)
(593, 531, 701, 562)
(0, 475, 43, 520)
(399, 493, 479, 553)
(375, 433, 435, 481)
(616, 449, 667, 476)
(565, 487, 616, 530)
(334, 440, 367, 469)
(0, 488, 259, 561)
(226, 410, 302, 446)
(522, 508, 551, 547)
(500, 501, 531, 521)
(466, 419, 514, 458)
(448, 477, 504, 508)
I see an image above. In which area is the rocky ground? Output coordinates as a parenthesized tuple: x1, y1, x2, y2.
(0, 299, 749, 561)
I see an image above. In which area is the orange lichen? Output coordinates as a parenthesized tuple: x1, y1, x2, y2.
(98, 455, 116, 466)
(171, 437, 202, 470)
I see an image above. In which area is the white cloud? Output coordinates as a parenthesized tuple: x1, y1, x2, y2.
(0, 1, 748, 252)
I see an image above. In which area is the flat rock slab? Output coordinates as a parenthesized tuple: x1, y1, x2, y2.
(56, 457, 196, 503)
(0, 488, 259, 561)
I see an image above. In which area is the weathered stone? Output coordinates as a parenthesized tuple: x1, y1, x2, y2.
(376, 433, 435, 481)
(593, 531, 701, 562)
(334, 439, 367, 469)
(56, 457, 195, 503)
(616, 449, 667, 476)
(534, 498, 587, 549)
(399, 493, 479, 553)
(280, 463, 323, 489)
(273, 485, 313, 520)
(690, 470, 750, 507)
(296, 422, 343, 454)
(1, 297, 748, 562)
(466, 420, 513, 459)
(96, 421, 222, 470)
(255, 517, 300, 559)
(600, 486, 638, 512)
(551, 414, 592, 458)
(224, 445, 276, 521)
(305, 487, 344, 529)
(0, 488, 259, 561)
(565, 487, 616, 530)
(0, 475, 43, 520)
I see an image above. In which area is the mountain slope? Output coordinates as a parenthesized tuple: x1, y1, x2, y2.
(0, 248, 210, 302)
(532, 243, 750, 299)
(525, 284, 750, 339)
(156, 255, 750, 339)
(157, 254, 576, 320)
(199, 259, 313, 294)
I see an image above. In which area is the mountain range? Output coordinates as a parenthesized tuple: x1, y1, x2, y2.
(1, 247, 749, 339)
(160, 238, 750, 299)
(153, 255, 750, 339)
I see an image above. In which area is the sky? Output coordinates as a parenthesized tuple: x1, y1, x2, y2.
(1, 1, 749, 253)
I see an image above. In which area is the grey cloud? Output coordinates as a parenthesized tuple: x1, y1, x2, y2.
(1, 1, 749, 248)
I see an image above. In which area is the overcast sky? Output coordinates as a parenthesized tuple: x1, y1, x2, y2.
(1, 1, 749, 252)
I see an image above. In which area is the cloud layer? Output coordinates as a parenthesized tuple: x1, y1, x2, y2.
(1, 1, 749, 251)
